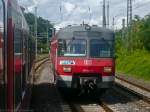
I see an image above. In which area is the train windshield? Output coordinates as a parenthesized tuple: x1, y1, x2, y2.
(58, 39, 86, 57)
(90, 39, 114, 58)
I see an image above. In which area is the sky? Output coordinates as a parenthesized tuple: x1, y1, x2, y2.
(18, 0, 150, 30)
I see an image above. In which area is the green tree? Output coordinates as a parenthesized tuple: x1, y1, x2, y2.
(24, 12, 54, 53)
(116, 14, 150, 52)
(24, 13, 53, 37)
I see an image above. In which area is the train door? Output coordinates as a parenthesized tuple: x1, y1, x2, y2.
(0, 0, 6, 110)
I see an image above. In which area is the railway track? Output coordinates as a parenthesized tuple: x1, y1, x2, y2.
(67, 101, 111, 112)
(60, 85, 150, 112)
(59, 91, 113, 112)
(34, 57, 49, 71)
(98, 76, 150, 112)
(116, 76, 150, 93)
(115, 76, 150, 104)
(60, 75, 150, 112)
(32, 57, 50, 84)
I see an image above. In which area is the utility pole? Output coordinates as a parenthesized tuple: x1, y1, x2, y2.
(127, 0, 132, 51)
(107, 1, 109, 28)
(102, 0, 106, 28)
(127, 0, 132, 27)
(127, 0, 129, 27)
(35, 6, 38, 58)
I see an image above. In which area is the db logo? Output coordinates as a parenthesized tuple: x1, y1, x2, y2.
(84, 60, 92, 65)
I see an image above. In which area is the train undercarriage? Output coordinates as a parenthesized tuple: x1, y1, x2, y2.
(56, 74, 114, 96)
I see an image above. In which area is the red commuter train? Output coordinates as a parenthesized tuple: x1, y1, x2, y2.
(0, 0, 35, 111)
(50, 25, 115, 95)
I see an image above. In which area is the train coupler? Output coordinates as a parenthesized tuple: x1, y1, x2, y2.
(78, 77, 98, 95)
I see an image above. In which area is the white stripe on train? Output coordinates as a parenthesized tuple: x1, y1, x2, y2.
(57, 75, 115, 82)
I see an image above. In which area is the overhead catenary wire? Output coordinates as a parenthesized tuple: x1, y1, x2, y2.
(23, 0, 150, 30)
(110, 0, 150, 25)
(58, 0, 94, 26)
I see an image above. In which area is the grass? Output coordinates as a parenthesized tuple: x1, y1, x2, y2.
(116, 49, 150, 82)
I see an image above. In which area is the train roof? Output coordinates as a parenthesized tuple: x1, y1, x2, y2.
(57, 25, 115, 40)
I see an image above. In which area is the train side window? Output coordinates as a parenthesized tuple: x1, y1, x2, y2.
(0, 0, 5, 110)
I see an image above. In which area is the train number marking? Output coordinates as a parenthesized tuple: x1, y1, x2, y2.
(60, 60, 75, 65)
(84, 60, 92, 65)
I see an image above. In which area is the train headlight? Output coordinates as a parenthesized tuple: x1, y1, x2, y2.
(63, 67, 72, 73)
(104, 67, 112, 73)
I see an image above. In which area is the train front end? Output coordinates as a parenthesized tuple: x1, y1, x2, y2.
(55, 26, 115, 93)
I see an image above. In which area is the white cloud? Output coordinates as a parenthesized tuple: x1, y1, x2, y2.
(63, 2, 76, 13)
(19, 0, 150, 30)
(75, 7, 87, 14)
(115, 16, 126, 29)
(55, 20, 78, 30)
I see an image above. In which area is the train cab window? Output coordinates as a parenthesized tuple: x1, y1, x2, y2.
(0, 0, 5, 110)
(58, 39, 86, 57)
(90, 39, 113, 58)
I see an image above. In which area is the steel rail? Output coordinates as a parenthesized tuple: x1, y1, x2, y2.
(100, 102, 113, 112)
(116, 76, 150, 93)
(34, 57, 49, 71)
(68, 102, 84, 112)
(68, 101, 113, 112)
(114, 82, 150, 104)
(35, 56, 49, 63)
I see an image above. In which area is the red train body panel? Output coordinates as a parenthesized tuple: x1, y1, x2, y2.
(0, 0, 35, 111)
(50, 25, 115, 93)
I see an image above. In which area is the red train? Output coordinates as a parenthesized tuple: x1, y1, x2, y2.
(0, 0, 35, 111)
(50, 25, 115, 95)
